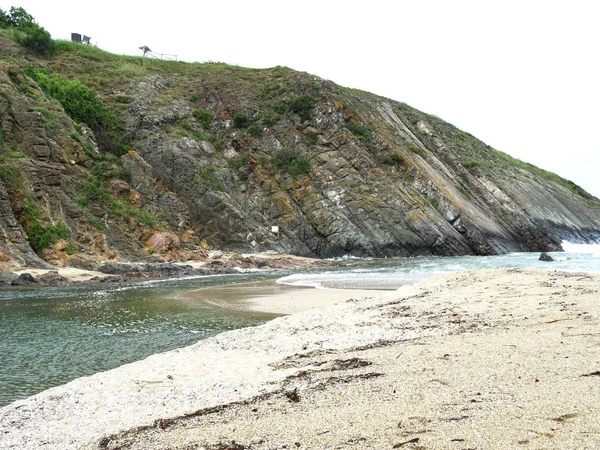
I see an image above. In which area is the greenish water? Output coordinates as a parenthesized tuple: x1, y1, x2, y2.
(0, 273, 280, 408)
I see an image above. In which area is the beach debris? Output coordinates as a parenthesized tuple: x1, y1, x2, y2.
(216, 442, 246, 450)
(392, 437, 420, 447)
(551, 412, 579, 422)
(539, 252, 554, 262)
(285, 387, 301, 402)
(581, 371, 600, 377)
(327, 357, 372, 371)
(97, 435, 120, 449)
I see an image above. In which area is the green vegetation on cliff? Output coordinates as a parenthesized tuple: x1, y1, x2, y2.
(24, 67, 124, 154)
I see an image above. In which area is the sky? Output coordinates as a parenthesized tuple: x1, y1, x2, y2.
(3, 0, 600, 198)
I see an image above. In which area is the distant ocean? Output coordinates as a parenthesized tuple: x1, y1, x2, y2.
(276, 241, 600, 290)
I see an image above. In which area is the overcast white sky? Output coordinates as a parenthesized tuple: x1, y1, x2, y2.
(4, 0, 600, 198)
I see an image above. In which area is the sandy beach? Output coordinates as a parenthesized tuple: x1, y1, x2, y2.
(1, 268, 599, 449)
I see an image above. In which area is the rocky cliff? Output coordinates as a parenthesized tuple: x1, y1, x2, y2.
(1, 33, 599, 268)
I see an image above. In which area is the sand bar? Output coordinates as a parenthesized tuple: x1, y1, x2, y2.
(1, 268, 599, 449)
(180, 280, 383, 315)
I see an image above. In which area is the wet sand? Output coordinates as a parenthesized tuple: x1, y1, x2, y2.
(181, 280, 382, 314)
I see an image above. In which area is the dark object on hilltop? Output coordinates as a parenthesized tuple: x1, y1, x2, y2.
(71, 33, 91, 45)
(539, 252, 554, 262)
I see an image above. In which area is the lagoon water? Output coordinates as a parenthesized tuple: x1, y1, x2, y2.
(1, 242, 599, 408)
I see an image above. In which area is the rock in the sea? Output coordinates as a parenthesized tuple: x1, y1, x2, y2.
(11, 272, 38, 285)
(539, 252, 554, 262)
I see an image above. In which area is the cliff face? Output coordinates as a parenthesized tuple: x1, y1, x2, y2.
(0, 36, 599, 268)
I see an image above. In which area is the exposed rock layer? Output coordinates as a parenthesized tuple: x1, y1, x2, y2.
(0, 37, 599, 266)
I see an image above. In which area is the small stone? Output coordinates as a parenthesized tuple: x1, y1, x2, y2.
(539, 252, 554, 262)
(208, 250, 223, 259)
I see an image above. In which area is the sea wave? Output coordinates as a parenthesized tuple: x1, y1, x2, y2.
(276, 272, 429, 290)
(562, 240, 600, 257)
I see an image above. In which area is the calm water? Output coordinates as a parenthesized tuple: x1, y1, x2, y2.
(1, 242, 599, 408)
(0, 273, 280, 408)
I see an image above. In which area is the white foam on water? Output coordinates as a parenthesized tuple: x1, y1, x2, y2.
(276, 272, 429, 290)
(562, 240, 600, 257)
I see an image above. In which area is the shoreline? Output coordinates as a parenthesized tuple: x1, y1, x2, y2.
(0, 251, 335, 287)
(1, 268, 599, 449)
(179, 279, 385, 315)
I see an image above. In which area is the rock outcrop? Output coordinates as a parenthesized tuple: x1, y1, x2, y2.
(0, 35, 599, 266)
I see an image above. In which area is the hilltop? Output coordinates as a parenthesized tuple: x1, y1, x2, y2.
(1, 11, 599, 269)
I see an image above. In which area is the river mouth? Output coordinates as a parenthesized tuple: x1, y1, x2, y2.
(0, 273, 282, 408)
(2, 246, 599, 408)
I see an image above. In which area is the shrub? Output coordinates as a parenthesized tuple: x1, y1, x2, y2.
(261, 113, 281, 126)
(228, 155, 249, 170)
(272, 95, 316, 121)
(113, 95, 131, 104)
(21, 199, 69, 253)
(382, 154, 404, 166)
(247, 124, 263, 139)
(0, 163, 22, 191)
(346, 122, 372, 143)
(305, 131, 318, 147)
(91, 160, 130, 181)
(289, 155, 311, 176)
(288, 95, 315, 121)
(464, 159, 481, 169)
(192, 107, 213, 129)
(273, 148, 311, 176)
(16, 24, 53, 55)
(197, 165, 224, 190)
(27, 69, 122, 154)
(407, 143, 426, 158)
(0, 8, 10, 28)
(233, 113, 251, 129)
(194, 131, 225, 150)
(81, 176, 111, 203)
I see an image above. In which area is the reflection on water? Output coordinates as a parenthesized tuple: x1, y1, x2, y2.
(0, 273, 280, 408)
